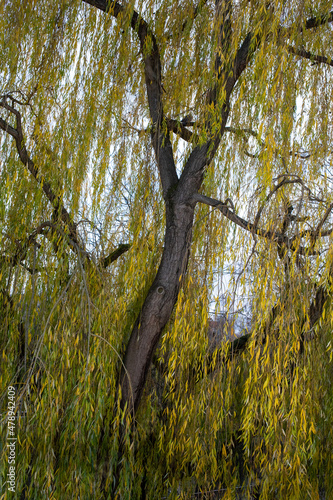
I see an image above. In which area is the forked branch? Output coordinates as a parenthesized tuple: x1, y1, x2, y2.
(194, 192, 321, 256)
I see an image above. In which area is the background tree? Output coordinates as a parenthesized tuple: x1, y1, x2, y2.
(1, 0, 333, 498)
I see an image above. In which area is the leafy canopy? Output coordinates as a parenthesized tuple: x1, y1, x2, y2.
(1, 0, 333, 498)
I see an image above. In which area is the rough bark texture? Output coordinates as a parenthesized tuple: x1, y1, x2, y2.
(121, 197, 196, 411)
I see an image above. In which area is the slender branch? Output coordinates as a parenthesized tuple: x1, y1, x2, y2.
(0, 97, 79, 245)
(300, 274, 332, 353)
(2, 222, 49, 266)
(207, 28, 263, 160)
(193, 192, 319, 256)
(276, 11, 333, 74)
(101, 243, 131, 268)
(287, 45, 333, 67)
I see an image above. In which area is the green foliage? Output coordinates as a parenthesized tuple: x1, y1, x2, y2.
(1, 0, 333, 498)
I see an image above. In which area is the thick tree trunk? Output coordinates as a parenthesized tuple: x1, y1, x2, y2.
(120, 192, 196, 412)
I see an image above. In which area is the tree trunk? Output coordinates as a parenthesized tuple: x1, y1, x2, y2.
(120, 191, 196, 412)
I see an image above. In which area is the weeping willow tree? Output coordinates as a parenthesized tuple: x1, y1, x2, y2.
(1, 0, 333, 498)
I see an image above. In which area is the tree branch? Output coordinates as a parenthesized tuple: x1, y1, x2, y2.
(0, 116, 19, 139)
(287, 45, 333, 67)
(0, 96, 80, 246)
(315, 202, 333, 235)
(177, 25, 262, 193)
(281, 10, 333, 39)
(82, 0, 178, 197)
(193, 192, 319, 256)
(166, 118, 195, 142)
(253, 176, 304, 229)
(305, 11, 333, 30)
(166, 117, 262, 147)
(101, 243, 131, 268)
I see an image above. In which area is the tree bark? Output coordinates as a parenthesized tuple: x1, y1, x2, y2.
(120, 192, 196, 411)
